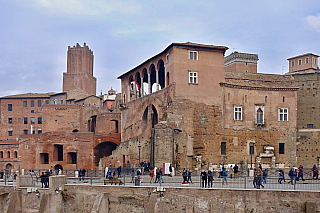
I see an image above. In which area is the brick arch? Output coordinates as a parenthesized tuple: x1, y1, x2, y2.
(94, 136, 121, 147)
(93, 141, 118, 166)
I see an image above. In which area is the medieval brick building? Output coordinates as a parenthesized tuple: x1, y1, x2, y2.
(115, 42, 298, 170)
(287, 53, 320, 168)
(0, 43, 121, 172)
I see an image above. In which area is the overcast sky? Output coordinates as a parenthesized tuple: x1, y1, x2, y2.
(1, 0, 320, 97)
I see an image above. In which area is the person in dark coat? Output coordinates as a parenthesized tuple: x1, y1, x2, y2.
(82, 168, 86, 181)
(117, 166, 121, 178)
(78, 169, 82, 181)
(40, 172, 46, 188)
(233, 164, 239, 178)
(201, 170, 207, 188)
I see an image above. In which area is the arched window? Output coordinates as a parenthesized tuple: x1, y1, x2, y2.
(256, 108, 263, 124)
(14, 151, 17, 158)
(0, 151, 3, 158)
(7, 151, 10, 158)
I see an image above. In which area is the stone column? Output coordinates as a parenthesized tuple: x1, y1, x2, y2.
(140, 77, 144, 97)
(156, 69, 159, 91)
(148, 73, 151, 94)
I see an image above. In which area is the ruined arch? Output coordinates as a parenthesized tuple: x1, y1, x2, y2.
(5, 163, 12, 172)
(72, 129, 79, 132)
(54, 164, 63, 171)
(93, 142, 117, 166)
(151, 105, 158, 128)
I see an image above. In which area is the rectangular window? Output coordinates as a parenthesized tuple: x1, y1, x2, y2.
(67, 152, 77, 164)
(38, 100, 41, 107)
(23, 101, 27, 107)
(8, 131, 12, 136)
(8, 104, 12, 111)
(8, 118, 12, 124)
(54, 98, 57, 105)
(23, 130, 28, 135)
(54, 144, 63, 161)
(31, 117, 35, 124)
(38, 130, 42, 134)
(166, 54, 169, 63)
(46, 100, 49, 104)
(234, 106, 242, 120)
(306, 58, 309, 64)
(279, 143, 285, 154)
(278, 108, 288, 121)
(299, 59, 301, 65)
(40, 153, 49, 164)
(189, 71, 198, 84)
(221, 142, 226, 155)
(292, 61, 294, 67)
(307, 124, 314, 128)
(23, 117, 28, 124)
(31, 110, 34, 113)
(38, 117, 42, 124)
(31, 101, 34, 107)
(189, 51, 198, 60)
(61, 100, 63, 104)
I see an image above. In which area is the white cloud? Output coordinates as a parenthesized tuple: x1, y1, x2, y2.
(306, 14, 320, 33)
(25, 0, 141, 16)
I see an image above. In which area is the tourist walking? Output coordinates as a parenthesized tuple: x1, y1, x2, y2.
(82, 168, 86, 181)
(40, 172, 46, 188)
(117, 166, 121, 178)
(222, 167, 228, 185)
(150, 169, 155, 183)
(233, 164, 238, 179)
(257, 168, 264, 188)
(182, 168, 188, 183)
(312, 165, 318, 180)
(297, 165, 305, 181)
(278, 170, 284, 184)
(208, 170, 213, 188)
(78, 169, 82, 181)
(201, 170, 207, 188)
(159, 168, 164, 183)
(253, 168, 257, 188)
(263, 169, 267, 184)
(288, 168, 294, 185)
(155, 169, 160, 183)
(187, 169, 193, 184)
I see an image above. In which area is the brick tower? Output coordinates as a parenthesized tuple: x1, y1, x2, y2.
(63, 43, 96, 95)
(224, 51, 259, 73)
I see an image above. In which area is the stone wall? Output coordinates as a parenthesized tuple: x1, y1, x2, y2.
(0, 184, 319, 212)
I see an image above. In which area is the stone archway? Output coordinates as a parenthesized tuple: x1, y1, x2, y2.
(54, 164, 63, 171)
(5, 163, 12, 172)
(93, 142, 118, 166)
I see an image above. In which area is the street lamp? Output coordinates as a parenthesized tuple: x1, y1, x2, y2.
(75, 148, 78, 171)
(249, 142, 254, 169)
(138, 142, 141, 168)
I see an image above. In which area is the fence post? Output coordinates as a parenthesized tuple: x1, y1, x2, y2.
(124, 175, 125, 186)
(4, 172, 6, 185)
(90, 174, 92, 185)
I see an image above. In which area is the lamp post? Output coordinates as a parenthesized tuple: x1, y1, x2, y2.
(75, 148, 78, 171)
(138, 142, 141, 168)
(249, 142, 254, 169)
